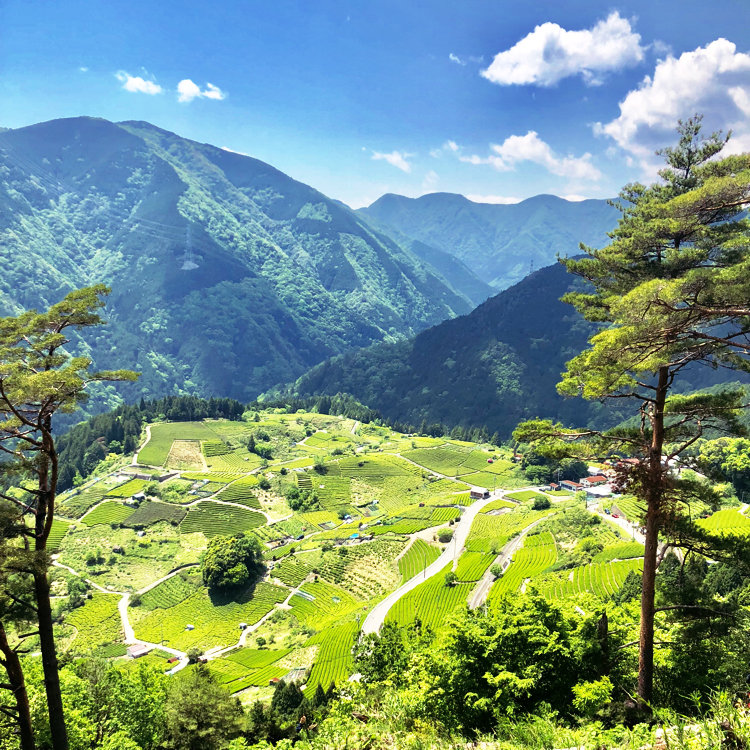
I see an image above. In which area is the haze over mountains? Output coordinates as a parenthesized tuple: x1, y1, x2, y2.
(359, 192, 618, 290)
(2, 115, 623, 426)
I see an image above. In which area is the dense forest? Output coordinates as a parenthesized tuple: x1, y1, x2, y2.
(0, 117, 475, 416)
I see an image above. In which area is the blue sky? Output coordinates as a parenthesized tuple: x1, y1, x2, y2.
(2, 0, 749, 207)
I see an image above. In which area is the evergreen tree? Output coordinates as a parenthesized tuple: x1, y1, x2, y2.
(0, 285, 138, 749)
(515, 116, 750, 708)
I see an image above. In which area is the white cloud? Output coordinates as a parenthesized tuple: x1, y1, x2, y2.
(466, 194, 522, 204)
(79, 66, 89, 73)
(371, 150, 414, 173)
(449, 53, 466, 66)
(430, 140, 460, 158)
(116, 71, 163, 95)
(481, 12, 643, 87)
(560, 194, 588, 202)
(463, 131, 602, 181)
(596, 39, 750, 171)
(177, 79, 226, 103)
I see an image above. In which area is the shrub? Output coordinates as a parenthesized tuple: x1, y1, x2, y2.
(438, 529, 454, 544)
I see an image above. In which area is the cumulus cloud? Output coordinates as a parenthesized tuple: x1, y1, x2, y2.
(466, 194, 522, 204)
(116, 71, 163, 95)
(481, 11, 643, 86)
(463, 131, 602, 181)
(596, 38, 750, 170)
(177, 79, 226, 103)
(371, 150, 414, 173)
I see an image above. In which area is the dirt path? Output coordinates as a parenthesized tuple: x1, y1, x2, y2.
(361, 492, 503, 634)
(134, 424, 152, 465)
(467, 517, 549, 610)
(54, 558, 194, 672)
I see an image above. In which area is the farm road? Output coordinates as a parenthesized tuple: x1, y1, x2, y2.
(467, 517, 550, 610)
(361, 492, 502, 635)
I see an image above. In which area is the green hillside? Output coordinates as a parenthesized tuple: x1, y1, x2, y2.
(0, 117, 472, 413)
(274, 260, 749, 437)
(359, 191, 619, 290)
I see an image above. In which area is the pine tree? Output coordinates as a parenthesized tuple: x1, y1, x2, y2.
(516, 116, 750, 708)
(0, 285, 138, 749)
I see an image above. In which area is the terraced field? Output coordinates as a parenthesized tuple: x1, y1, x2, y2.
(454, 551, 496, 582)
(304, 621, 359, 693)
(316, 539, 402, 599)
(65, 593, 122, 653)
(387, 564, 471, 630)
(106, 479, 150, 498)
(273, 556, 312, 587)
(48, 519, 71, 550)
(488, 532, 558, 603)
(535, 558, 643, 600)
(216, 477, 261, 509)
(180, 502, 265, 536)
(122, 502, 187, 527)
(131, 582, 288, 651)
(398, 539, 441, 582)
(288, 580, 360, 629)
(699, 509, 750, 535)
(138, 422, 216, 466)
(139, 571, 198, 610)
(58, 483, 113, 518)
(593, 542, 645, 563)
(81, 501, 134, 527)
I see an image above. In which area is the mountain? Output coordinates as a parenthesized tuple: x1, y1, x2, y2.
(0, 117, 474, 411)
(271, 261, 746, 437)
(358, 192, 619, 290)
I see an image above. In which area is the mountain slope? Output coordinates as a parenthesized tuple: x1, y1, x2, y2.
(272, 261, 746, 437)
(358, 192, 619, 290)
(0, 117, 472, 409)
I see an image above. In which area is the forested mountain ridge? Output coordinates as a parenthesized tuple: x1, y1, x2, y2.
(358, 191, 619, 290)
(0, 116, 473, 411)
(272, 260, 747, 436)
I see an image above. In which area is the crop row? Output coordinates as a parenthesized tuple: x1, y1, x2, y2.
(138, 572, 199, 611)
(132, 582, 287, 651)
(216, 477, 261, 509)
(699, 509, 750, 534)
(179, 502, 265, 537)
(454, 551, 496, 582)
(273, 556, 312, 587)
(289, 580, 360, 629)
(304, 621, 359, 694)
(387, 564, 471, 630)
(593, 542, 645, 563)
(225, 647, 291, 670)
(202, 440, 231, 457)
(122, 501, 187, 527)
(65, 593, 122, 653)
(81, 501, 134, 527)
(398, 539, 440, 582)
(105, 478, 151, 498)
(489, 535, 557, 603)
(537, 559, 643, 600)
(208, 453, 262, 471)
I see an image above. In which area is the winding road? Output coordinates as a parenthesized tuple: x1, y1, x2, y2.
(361, 491, 503, 634)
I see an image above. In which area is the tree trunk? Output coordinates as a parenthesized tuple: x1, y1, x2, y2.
(0, 622, 35, 750)
(34, 567, 69, 750)
(637, 365, 669, 709)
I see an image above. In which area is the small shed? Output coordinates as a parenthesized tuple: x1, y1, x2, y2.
(185, 624, 195, 631)
(127, 644, 152, 659)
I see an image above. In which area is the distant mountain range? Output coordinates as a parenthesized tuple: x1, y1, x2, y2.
(358, 192, 619, 290)
(0, 117, 476, 411)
